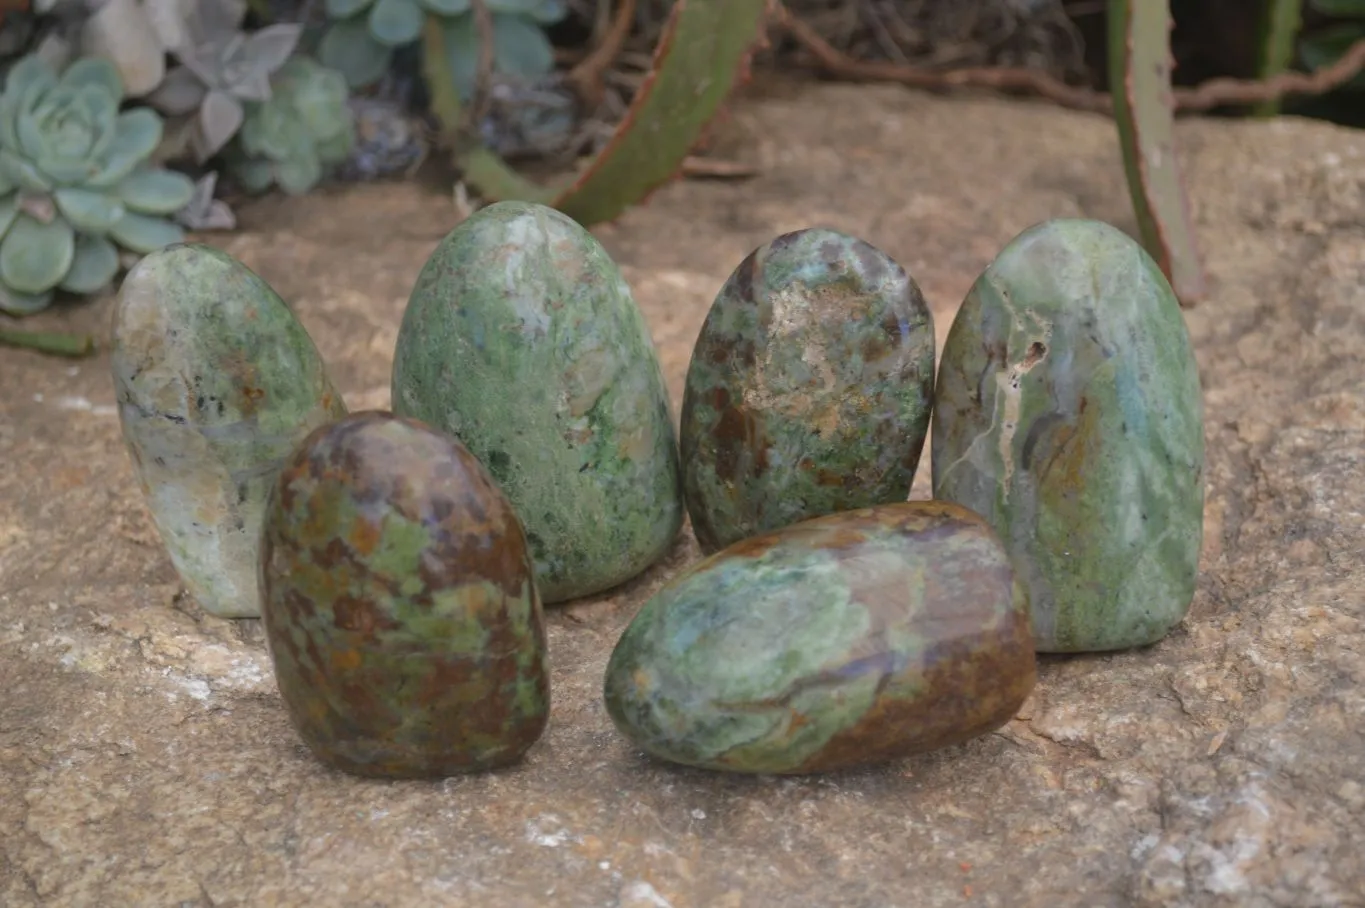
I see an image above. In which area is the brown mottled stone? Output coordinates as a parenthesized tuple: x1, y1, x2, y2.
(259, 411, 550, 778)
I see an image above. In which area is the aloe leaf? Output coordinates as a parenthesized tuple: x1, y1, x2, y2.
(0, 213, 74, 293)
(53, 187, 125, 232)
(117, 169, 196, 214)
(59, 233, 119, 294)
(1108, 0, 1206, 306)
(0, 325, 93, 354)
(432, 0, 769, 226)
(108, 212, 184, 253)
(1253, 0, 1304, 117)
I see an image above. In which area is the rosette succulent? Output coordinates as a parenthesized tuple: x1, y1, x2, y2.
(225, 56, 356, 195)
(319, 0, 566, 96)
(0, 55, 193, 315)
(148, 4, 304, 164)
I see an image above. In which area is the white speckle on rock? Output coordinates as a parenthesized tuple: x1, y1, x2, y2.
(690, 808, 706, 820)
(618, 880, 673, 908)
(525, 814, 576, 848)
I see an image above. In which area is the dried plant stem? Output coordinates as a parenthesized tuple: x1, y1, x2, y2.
(774, 2, 1365, 115)
(466, 0, 497, 131)
(569, 0, 639, 106)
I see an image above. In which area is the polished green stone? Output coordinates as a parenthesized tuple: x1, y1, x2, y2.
(260, 411, 550, 779)
(603, 501, 1036, 774)
(392, 201, 683, 604)
(931, 218, 1205, 653)
(680, 228, 936, 553)
(110, 243, 347, 619)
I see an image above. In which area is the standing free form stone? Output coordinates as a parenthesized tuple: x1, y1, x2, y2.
(603, 501, 1035, 774)
(260, 411, 550, 778)
(680, 228, 935, 553)
(110, 243, 346, 619)
(392, 201, 682, 604)
(932, 218, 1205, 653)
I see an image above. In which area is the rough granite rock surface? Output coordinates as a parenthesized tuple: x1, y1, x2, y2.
(1, 81, 1363, 906)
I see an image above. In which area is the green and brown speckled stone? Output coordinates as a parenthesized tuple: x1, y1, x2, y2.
(680, 228, 935, 553)
(603, 501, 1035, 774)
(110, 243, 347, 619)
(259, 411, 550, 778)
(932, 218, 1205, 653)
(392, 201, 682, 604)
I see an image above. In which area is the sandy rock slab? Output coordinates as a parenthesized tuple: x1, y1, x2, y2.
(2, 82, 1363, 906)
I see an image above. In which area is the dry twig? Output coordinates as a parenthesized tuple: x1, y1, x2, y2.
(465, 0, 497, 132)
(568, 0, 639, 107)
(773, 1, 1365, 114)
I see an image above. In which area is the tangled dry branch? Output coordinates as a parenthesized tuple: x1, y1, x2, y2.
(773, 2, 1365, 115)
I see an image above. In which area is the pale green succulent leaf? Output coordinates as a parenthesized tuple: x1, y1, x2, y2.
(318, 18, 393, 88)
(107, 212, 183, 253)
(242, 24, 304, 74)
(86, 109, 163, 188)
(28, 83, 119, 184)
(368, 0, 423, 47)
(229, 157, 276, 194)
(273, 153, 323, 195)
(326, 0, 373, 16)
(59, 233, 120, 294)
(313, 122, 355, 166)
(530, 0, 567, 24)
(56, 57, 124, 99)
(0, 57, 57, 150)
(0, 149, 53, 193)
(491, 13, 556, 82)
(0, 195, 19, 239)
(0, 284, 53, 316)
(0, 213, 74, 293)
(195, 91, 245, 161)
(117, 169, 196, 215)
(486, 0, 541, 12)
(3, 57, 58, 105)
(145, 66, 208, 117)
(417, 0, 469, 13)
(53, 187, 124, 232)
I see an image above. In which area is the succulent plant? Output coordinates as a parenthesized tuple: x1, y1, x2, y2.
(0, 54, 193, 315)
(147, 0, 303, 163)
(225, 55, 355, 195)
(318, 0, 566, 97)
